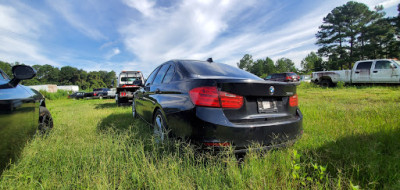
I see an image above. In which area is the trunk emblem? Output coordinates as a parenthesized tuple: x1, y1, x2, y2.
(269, 86, 275, 95)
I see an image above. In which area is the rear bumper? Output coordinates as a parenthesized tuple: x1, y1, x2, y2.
(174, 107, 303, 150)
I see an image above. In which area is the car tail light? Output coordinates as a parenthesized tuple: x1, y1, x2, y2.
(286, 76, 291, 80)
(94, 93, 97, 96)
(289, 94, 298, 107)
(122, 84, 137, 88)
(219, 91, 243, 109)
(120, 92, 127, 96)
(189, 87, 220, 107)
(203, 142, 230, 147)
(189, 86, 243, 109)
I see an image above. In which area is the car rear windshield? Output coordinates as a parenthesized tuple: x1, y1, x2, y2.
(121, 77, 140, 82)
(180, 61, 261, 80)
(287, 73, 297, 76)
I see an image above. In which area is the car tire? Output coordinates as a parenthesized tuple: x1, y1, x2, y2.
(320, 79, 332, 87)
(153, 109, 168, 144)
(132, 100, 137, 119)
(39, 106, 53, 134)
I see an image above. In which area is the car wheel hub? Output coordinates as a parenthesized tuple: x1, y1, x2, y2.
(154, 115, 164, 143)
(132, 102, 136, 118)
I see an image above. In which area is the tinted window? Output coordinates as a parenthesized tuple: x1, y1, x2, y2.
(181, 61, 261, 80)
(152, 64, 170, 85)
(272, 74, 285, 79)
(287, 73, 296, 76)
(145, 67, 160, 86)
(375, 61, 391, 69)
(162, 64, 175, 83)
(356, 62, 372, 70)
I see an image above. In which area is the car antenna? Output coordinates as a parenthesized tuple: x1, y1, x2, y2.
(207, 57, 213, 63)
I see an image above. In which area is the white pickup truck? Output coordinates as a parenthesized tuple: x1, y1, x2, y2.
(311, 59, 400, 86)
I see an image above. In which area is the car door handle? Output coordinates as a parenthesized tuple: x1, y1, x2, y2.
(155, 88, 161, 94)
(373, 71, 378, 73)
(355, 71, 360, 74)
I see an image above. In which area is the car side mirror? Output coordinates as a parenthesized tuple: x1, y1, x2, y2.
(133, 79, 143, 86)
(9, 65, 36, 87)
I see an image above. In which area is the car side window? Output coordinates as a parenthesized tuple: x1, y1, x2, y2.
(145, 67, 161, 86)
(162, 64, 175, 83)
(356, 62, 372, 70)
(152, 64, 170, 85)
(374, 61, 391, 69)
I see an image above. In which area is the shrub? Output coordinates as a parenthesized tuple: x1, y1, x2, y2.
(39, 90, 71, 100)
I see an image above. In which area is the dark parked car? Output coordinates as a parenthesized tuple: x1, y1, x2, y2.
(68, 91, 86, 99)
(93, 88, 109, 99)
(265, 72, 300, 82)
(0, 65, 53, 170)
(132, 60, 303, 152)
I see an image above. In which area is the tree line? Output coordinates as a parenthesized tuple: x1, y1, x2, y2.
(0, 61, 116, 90)
(238, 1, 400, 77)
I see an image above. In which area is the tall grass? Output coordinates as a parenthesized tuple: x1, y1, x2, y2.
(1, 86, 399, 189)
(39, 90, 71, 100)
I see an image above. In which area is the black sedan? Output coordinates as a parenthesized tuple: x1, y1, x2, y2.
(0, 65, 53, 170)
(132, 59, 302, 152)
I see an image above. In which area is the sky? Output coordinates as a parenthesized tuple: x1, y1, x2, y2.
(0, 0, 398, 77)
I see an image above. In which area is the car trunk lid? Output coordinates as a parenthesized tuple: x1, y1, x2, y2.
(216, 79, 298, 125)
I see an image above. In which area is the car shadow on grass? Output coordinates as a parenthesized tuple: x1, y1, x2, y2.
(306, 128, 400, 189)
(94, 102, 117, 109)
(96, 112, 234, 164)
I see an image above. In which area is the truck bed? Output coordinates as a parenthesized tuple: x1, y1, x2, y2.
(312, 70, 351, 83)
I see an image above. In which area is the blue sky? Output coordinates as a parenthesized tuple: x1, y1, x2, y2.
(0, 0, 398, 76)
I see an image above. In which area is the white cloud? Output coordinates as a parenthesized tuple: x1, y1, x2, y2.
(123, 0, 156, 17)
(0, 2, 59, 66)
(120, 0, 256, 71)
(47, 0, 105, 40)
(105, 47, 121, 60)
(362, 0, 399, 9)
(119, 0, 400, 74)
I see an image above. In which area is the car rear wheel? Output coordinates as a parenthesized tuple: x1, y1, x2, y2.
(132, 100, 137, 119)
(153, 110, 168, 144)
(39, 106, 53, 134)
(320, 79, 332, 87)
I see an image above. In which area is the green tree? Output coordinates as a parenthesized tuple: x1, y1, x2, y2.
(316, 1, 384, 69)
(60, 66, 79, 85)
(0, 61, 12, 77)
(301, 52, 323, 73)
(33, 64, 60, 84)
(275, 58, 297, 73)
(237, 54, 253, 71)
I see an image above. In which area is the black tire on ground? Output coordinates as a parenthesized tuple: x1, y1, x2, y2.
(153, 109, 169, 144)
(320, 79, 332, 87)
(39, 106, 53, 134)
(132, 100, 137, 119)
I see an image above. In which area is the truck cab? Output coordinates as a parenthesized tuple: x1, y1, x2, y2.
(312, 59, 400, 86)
(116, 71, 144, 106)
(352, 59, 400, 83)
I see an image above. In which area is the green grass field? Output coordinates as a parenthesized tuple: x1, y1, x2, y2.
(1, 84, 399, 189)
